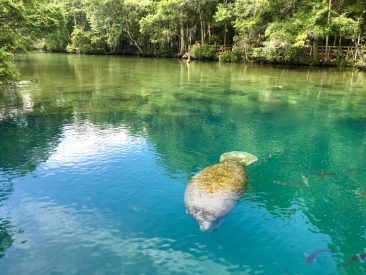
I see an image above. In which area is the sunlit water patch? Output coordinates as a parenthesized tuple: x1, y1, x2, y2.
(0, 53, 366, 274)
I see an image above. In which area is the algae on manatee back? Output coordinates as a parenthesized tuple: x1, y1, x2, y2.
(188, 161, 247, 193)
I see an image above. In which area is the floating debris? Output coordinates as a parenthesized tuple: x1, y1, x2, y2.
(16, 78, 38, 87)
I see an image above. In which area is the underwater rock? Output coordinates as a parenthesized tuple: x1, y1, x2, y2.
(16, 80, 31, 87)
(184, 151, 257, 231)
(16, 78, 38, 87)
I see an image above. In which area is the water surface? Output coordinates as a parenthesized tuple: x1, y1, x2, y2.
(0, 53, 366, 274)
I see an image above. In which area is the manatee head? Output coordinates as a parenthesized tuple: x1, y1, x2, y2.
(185, 196, 234, 232)
(199, 221, 213, 232)
(188, 207, 217, 232)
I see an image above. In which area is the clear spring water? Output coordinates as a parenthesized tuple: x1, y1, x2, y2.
(0, 53, 366, 274)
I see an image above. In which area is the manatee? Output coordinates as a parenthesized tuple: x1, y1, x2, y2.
(184, 151, 257, 231)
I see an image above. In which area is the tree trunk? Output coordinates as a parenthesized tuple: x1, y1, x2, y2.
(187, 45, 191, 63)
(223, 0, 228, 47)
(199, 7, 205, 45)
(353, 37, 366, 67)
(180, 21, 186, 53)
(224, 24, 227, 47)
(125, 18, 144, 55)
(312, 40, 318, 60)
(324, 0, 332, 62)
(208, 23, 211, 44)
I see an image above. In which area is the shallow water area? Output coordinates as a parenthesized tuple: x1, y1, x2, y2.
(1, 53, 366, 274)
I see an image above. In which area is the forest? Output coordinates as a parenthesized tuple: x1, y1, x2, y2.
(1, 0, 366, 82)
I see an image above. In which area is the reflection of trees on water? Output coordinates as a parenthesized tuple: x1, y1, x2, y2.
(0, 177, 13, 259)
(2, 54, 366, 271)
(0, 220, 12, 260)
(0, 84, 70, 260)
(0, 87, 68, 176)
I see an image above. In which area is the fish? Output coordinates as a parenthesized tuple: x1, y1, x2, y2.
(304, 249, 332, 265)
(316, 171, 336, 177)
(354, 190, 366, 197)
(184, 151, 257, 231)
(128, 205, 148, 213)
(287, 207, 296, 216)
(264, 152, 272, 160)
(273, 180, 299, 187)
(345, 167, 364, 173)
(301, 173, 309, 186)
(347, 251, 366, 265)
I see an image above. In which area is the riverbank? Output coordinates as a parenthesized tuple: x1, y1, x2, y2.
(40, 45, 366, 70)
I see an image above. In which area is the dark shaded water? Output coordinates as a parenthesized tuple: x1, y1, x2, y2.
(0, 53, 366, 274)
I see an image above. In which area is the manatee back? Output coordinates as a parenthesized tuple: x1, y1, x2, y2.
(220, 151, 258, 166)
(188, 161, 247, 193)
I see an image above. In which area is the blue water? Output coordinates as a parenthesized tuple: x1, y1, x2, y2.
(0, 53, 366, 274)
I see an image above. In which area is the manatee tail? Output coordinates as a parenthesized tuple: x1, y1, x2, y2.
(220, 151, 258, 166)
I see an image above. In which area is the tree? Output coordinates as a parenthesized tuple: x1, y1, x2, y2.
(140, 0, 190, 55)
(214, 1, 234, 47)
(84, 0, 147, 54)
(0, 0, 66, 82)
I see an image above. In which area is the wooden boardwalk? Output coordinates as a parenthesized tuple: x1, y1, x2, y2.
(314, 46, 358, 60)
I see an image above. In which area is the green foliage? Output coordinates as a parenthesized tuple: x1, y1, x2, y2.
(0, 0, 67, 81)
(214, 3, 233, 24)
(0, 48, 19, 83)
(190, 44, 216, 60)
(66, 27, 93, 54)
(66, 26, 106, 54)
(219, 48, 243, 62)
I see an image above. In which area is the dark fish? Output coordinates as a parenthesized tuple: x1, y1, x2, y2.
(287, 207, 296, 216)
(345, 167, 364, 173)
(304, 249, 332, 265)
(347, 252, 366, 265)
(316, 171, 336, 177)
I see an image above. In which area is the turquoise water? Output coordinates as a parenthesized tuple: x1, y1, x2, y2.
(0, 53, 366, 274)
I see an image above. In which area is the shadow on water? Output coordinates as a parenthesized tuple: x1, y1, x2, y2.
(0, 53, 365, 273)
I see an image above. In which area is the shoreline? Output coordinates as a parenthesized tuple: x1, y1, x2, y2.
(28, 50, 365, 71)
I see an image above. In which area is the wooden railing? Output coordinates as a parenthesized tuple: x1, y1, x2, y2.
(316, 46, 356, 55)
